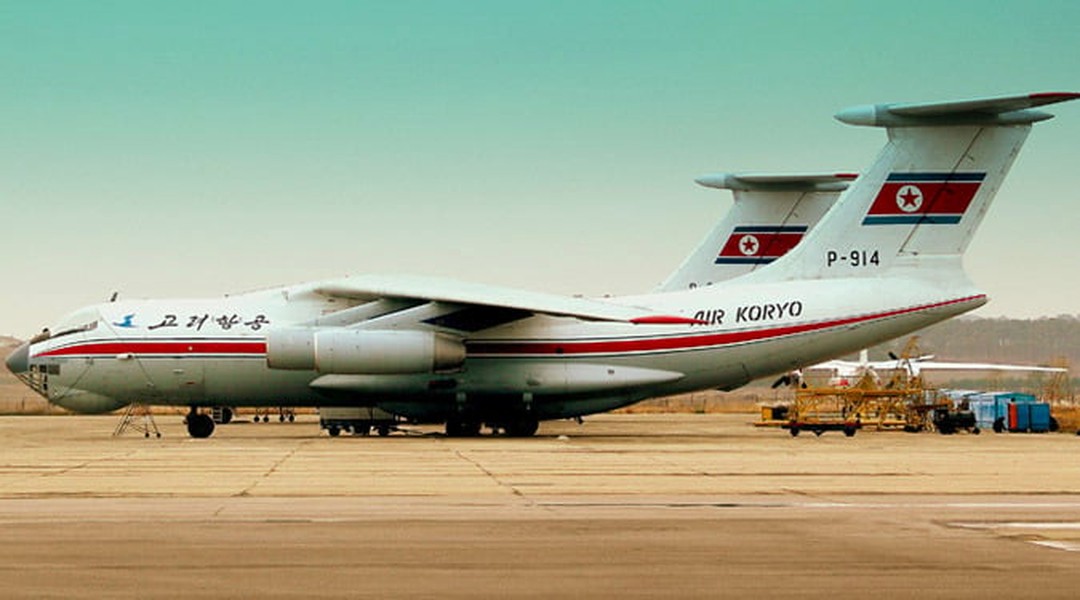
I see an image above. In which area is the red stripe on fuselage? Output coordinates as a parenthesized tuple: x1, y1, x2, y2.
(31, 295, 985, 361)
(466, 295, 985, 356)
(37, 340, 268, 358)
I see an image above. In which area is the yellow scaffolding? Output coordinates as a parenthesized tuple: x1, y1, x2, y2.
(768, 337, 947, 436)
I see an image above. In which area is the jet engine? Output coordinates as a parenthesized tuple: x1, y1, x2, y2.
(266, 328, 465, 374)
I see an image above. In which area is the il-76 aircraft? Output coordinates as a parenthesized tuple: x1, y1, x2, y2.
(7, 92, 1077, 438)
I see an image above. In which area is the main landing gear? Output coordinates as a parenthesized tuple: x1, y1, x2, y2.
(504, 418, 539, 437)
(186, 408, 216, 438)
(444, 392, 540, 437)
(445, 419, 482, 437)
(444, 417, 540, 437)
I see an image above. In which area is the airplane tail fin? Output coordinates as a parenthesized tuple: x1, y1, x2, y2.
(740, 92, 1079, 283)
(658, 173, 854, 291)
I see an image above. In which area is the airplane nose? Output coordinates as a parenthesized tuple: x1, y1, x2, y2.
(6, 342, 29, 375)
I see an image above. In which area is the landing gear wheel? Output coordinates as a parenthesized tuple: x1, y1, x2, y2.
(327, 425, 341, 437)
(377, 424, 391, 437)
(789, 426, 800, 437)
(216, 407, 234, 425)
(993, 418, 1005, 434)
(186, 413, 215, 438)
(843, 426, 857, 437)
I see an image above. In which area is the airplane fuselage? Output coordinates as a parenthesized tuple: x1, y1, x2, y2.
(21, 275, 984, 424)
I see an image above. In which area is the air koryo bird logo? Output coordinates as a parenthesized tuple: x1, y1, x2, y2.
(862, 172, 985, 225)
(715, 225, 808, 265)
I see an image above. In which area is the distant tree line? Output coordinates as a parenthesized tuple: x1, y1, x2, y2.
(866, 315, 1080, 367)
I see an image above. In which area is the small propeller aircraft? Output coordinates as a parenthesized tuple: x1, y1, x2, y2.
(7, 92, 1077, 437)
(795, 348, 1068, 388)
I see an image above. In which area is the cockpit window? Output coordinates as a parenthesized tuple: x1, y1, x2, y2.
(50, 320, 98, 340)
(30, 329, 51, 344)
(46, 307, 102, 342)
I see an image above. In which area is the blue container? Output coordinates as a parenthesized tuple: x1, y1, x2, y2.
(1028, 403, 1051, 433)
(1002, 393, 1037, 405)
(968, 399, 1000, 429)
(968, 393, 1039, 431)
(971, 392, 1036, 405)
(1009, 402, 1030, 431)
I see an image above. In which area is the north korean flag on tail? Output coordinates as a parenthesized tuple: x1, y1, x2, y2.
(714, 225, 808, 265)
(862, 172, 985, 226)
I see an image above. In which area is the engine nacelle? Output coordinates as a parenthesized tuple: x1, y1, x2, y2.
(267, 328, 465, 374)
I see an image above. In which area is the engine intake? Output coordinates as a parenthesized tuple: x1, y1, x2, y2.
(267, 328, 465, 374)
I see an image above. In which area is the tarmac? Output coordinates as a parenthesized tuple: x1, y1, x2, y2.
(1, 413, 1079, 598)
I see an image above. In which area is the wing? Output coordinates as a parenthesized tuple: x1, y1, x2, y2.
(302, 274, 701, 332)
(906, 360, 1067, 374)
(804, 359, 859, 376)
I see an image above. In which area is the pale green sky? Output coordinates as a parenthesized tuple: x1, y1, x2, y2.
(2, 1, 1078, 336)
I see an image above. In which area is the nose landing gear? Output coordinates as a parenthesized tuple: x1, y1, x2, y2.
(185, 408, 216, 438)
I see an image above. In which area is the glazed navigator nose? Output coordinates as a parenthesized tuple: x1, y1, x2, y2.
(5, 341, 29, 375)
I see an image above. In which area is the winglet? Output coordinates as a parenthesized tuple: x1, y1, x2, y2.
(836, 92, 1080, 127)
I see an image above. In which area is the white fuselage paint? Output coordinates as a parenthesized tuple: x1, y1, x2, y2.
(25, 274, 985, 421)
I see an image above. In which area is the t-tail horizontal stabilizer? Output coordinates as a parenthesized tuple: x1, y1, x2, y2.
(836, 92, 1080, 127)
(740, 91, 1079, 284)
(658, 172, 854, 291)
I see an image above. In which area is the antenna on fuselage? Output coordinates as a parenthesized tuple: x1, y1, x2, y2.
(109, 291, 118, 302)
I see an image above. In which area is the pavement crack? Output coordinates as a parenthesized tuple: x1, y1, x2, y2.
(454, 450, 537, 507)
(235, 441, 308, 497)
(42, 449, 141, 478)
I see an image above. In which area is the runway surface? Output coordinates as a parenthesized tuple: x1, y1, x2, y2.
(1, 413, 1078, 598)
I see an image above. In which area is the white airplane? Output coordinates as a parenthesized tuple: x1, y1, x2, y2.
(800, 348, 1067, 387)
(658, 172, 854, 291)
(6, 91, 1077, 438)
